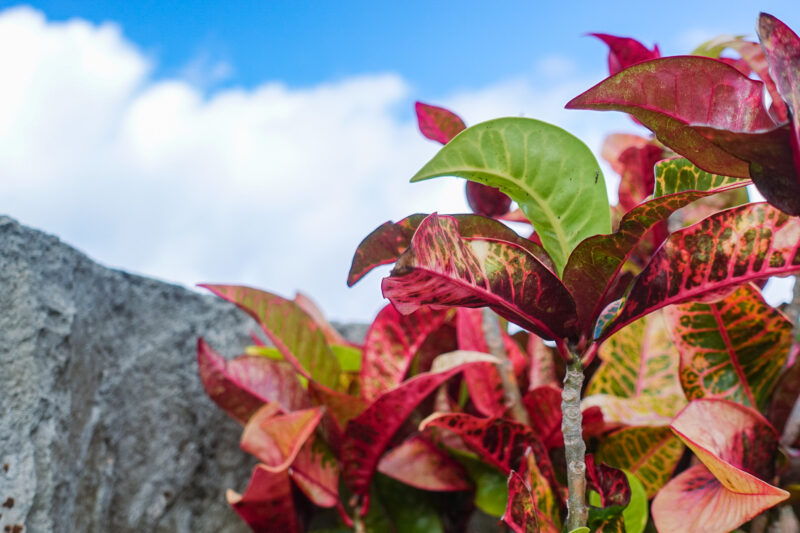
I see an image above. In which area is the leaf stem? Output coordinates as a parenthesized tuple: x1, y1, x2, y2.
(561, 354, 588, 530)
(481, 307, 530, 425)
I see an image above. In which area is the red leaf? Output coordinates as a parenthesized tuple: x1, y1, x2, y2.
(415, 101, 466, 144)
(721, 39, 788, 122)
(502, 470, 540, 533)
(197, 339, 309, 425)
(466, 181, 513, 218)
(590, 33, 660, 76)
(226, 466, 300, 533)
(600, 202, 800, 340)
(584, 455, 630, 508)
(566, 56, 776, 178)
(563, 158, 748, 334)
(526, 333, 559, 389)
(420, 413, 557, 490)
(240, 404, 324, 472)
(382, 213, 577, 342)
(361, 304, 453, 400)
(522, 386, 563, 450)
(341, 353, 496, 495)
(616, 144, 664, 211)
(201, 285, 342, 389)
(290, 435, 340, 508)
(377, 435, 472, 491)
(456, 308, 506, 417)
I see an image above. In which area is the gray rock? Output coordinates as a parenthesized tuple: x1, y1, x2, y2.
(0, 215, 267, 533)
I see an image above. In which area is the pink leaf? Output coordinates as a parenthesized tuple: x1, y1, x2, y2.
(382, 213, 577, 342)
(502, 470, 540, 533)
(240, 404, 324, 472)
(415, 101, 466, 144)
(590, 33, 660, 76)
(226, 466, 300, 533)
(456, 308, 506, 417)
(377, 435, 472, 491)
(290, 435, 340, 508)
(197, 338, 309, 425)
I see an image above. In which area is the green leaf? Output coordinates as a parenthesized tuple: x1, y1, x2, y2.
(623, 470, 648, 533)
(410, 117, 610, 274)
(569, 529, 591, 533)
(330, 344, 362, 373)
(375, 474, 444, 533)
(454, 452, 509, 517)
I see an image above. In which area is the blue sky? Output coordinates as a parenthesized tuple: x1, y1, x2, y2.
(0, 1, 797, 322)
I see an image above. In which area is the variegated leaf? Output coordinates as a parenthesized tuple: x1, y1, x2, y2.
(201, 285, 341, 389)
(226, 466, 300, 533)
(503, 470, 540, 533)
(600, 202, 800, 340)
(410, 118, 611, 274)
(596, 426, 684, 497)
(666, 283, 791, 411)
(240, 404, 324, 472)
(585, 455, 630, 508)
(564, 158, 748, 333)
(290, 434, 340, 508)
(382, 213, 578, 342)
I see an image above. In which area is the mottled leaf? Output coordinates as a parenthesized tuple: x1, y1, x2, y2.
(590, 33, 660, 75)
(382, 213, 578, 342)
(585, 455, 630, 508)
(415, 101, 466, 144)
(226, 466, 300, 533)
(201, 285, 341, 389)
(348, 213, 554, 287)
(666, 283, 791, 411)
(240, 404, 324, 471)
(596, 426, 683, 497)
(290, 435, 340, 508)
(600, 202, 800, 340)
(466, 180, 513, 217)
(652, 399, 789, 532)
(377, 435, 471, 491)
(521, 447, 561, 532)
(361, 304, 453, 400)
(566, 56, 776, 179)
(410, 117, 611, 274)
(197, 338, 309, 425)
(503, 470, 540, 533)
(341, 352, 496, 495)
(564, 158, 748, 333)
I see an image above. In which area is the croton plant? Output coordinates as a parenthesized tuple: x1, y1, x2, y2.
(197, 12, 800, 533)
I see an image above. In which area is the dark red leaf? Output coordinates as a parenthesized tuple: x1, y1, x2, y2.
(361, 304, 453, 400)
(590, 33, 660, 75)
(382, 213, 577, 342)
(341, 354, 495, 495)
(585, 455, 631, 508)
(616, 144, 664, 211)
(522, 385, 563, 450)
(197, 338, 309, 425)
(347, 214, 427, 287)
(226, 466, 300, 533)
(415, 101, 467, 145)
(466, 181, 513, 218)
(600, 202, 800, 340)
(566, 56, 777, 179)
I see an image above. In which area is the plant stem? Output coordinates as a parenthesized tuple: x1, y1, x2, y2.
(482, 308, 530, 425)
(561, 354, 588, 530)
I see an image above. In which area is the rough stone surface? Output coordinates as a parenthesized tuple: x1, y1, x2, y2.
(0, 216, 273, 533)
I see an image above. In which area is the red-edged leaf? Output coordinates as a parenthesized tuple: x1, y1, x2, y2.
(377, 435, 472, 491)
(201, 285, 342, 389)
(596, 426, 684, 498)
(415, 101, 466, 144)
(666, 283, 792, 411)
(522, 385, 563, 450)
(361, 304, 453, 400)
(584, 455, 630, 508)
(420, 413, 557, 490)
(503, 470, 540, 533)
(466, 180, 513, 218)
(563, 158, 748, 334)
(293, 291, 352, 347)
(348, 214, 427, 287)
(290, 435, 340, 508)
(341, 352, 497, 496)
(520, 448, 561, 532)
(600, 202, 800, 340)
(652, 399, 789, 532)
(197, 339, 309, 425)
(240, 404, 324, 471)
(226, 466, 300, 533)
(456, 308, 506, 417)
(566, 56, 777, 178)
(590, 33, 660, 76)
(382, 213, 577, 342)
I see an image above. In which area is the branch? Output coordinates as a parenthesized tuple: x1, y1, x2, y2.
(481, 307, 530, 425)
(561, 355, 588, 530)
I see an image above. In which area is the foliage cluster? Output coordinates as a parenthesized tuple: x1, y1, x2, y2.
(197, 12, 800, 533)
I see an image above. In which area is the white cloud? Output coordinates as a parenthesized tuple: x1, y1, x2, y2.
(1, 6, 791, 324)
